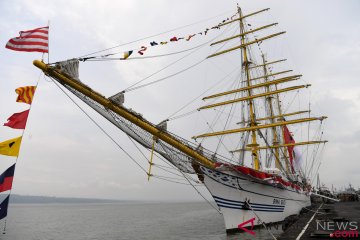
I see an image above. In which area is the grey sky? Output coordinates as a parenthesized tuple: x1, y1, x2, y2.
(0, 0, 359, 201)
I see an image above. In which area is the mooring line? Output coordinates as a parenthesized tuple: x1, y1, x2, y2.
(244, 199, 278, 240)
(295, 203, 323, 240)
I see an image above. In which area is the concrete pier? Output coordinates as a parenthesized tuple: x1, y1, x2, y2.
(278, 201, 360, 239)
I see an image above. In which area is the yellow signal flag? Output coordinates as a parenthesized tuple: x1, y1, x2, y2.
(0, 136, 22, 157)
(15, 86, 36, 104)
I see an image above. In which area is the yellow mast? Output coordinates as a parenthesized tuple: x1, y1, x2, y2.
(218, 8, 270, 27)
(199, 84, 310, 110)
(202, 74, 301, 100)
(236, 110, 310, 124)
(273, 70, 291, 172)
(231, 140, 328, 152)
(246, 70, 292, 82)
(207, 31, 285, 59)
(193, 117, 326, 139)
(210, 23, 278, 46)
(238, 6, 260, 170)
(248, 59, 286, 70)
(261, 54, 281, 169)
(33, 60, 217, 170)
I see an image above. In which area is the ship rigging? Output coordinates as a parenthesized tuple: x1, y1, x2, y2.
(33, 5, 327, 231)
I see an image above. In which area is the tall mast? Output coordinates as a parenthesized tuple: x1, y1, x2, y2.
(238, 6, 260, 170)
(273, 69, 291, 173)
(261, 54, 280, 169)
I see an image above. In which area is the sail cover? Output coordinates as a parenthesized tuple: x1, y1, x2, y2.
(56, 59, 80, 82)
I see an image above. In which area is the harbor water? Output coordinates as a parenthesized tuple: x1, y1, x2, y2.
(0, 202, 283, 240)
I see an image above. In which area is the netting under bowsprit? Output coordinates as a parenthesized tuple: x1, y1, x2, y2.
(60, 83, 229, 174)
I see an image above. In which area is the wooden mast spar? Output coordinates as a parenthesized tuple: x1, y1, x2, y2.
(261, 54, 281, 169)
(197, 6, 327, 173)
(237, 6, 260, 170)
(33, 60, 217, 170)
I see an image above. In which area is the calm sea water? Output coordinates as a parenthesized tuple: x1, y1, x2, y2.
(0, 202, 283, 240)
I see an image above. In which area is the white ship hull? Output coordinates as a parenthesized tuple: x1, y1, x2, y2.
(201, 166, 311, 231)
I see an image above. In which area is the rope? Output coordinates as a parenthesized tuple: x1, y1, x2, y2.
(78, 10, 236, 58)
(304, 105, 310, 178)
(306, 128, 325, 178)
(198, 110, 236, 158)
(124, 22, 235, 92)
(244, 198, 278, 240)
(126, 130, 201, 183)
(81, 40, 213, 61)
(180, 171, 222, 214)
(128, 128, 198, 179)
(153, 164, 185, 178)
(214, 76, 241, 154)
(295, 203, 323, 240)
(152, 175, 200, 186)
(126, 58, 206, 92)
(156, 140, 222, 213)
(166, 65, 241, 121)
(167, 110, 198, 121)
(49, 77, 149, 174)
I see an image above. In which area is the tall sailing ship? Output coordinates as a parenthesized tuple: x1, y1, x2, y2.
(32, 6, 327, 232)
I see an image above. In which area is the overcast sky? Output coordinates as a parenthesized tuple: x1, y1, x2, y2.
(0, 0, 359, 201)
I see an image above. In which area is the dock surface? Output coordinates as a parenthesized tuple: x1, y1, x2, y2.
(278, 201, 360, 239)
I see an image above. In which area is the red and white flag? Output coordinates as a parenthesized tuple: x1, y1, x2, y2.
(5, 26, 49, 53)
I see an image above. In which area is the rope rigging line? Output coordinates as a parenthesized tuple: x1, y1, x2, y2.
(153, 153, 201, 183)
(214, 70, 244, 155)
(214, 98, 236, 154)
(166, 65, 242, 121)
(126, 131, 201, 183)
(77, 10, 237, 58)
(198, 113, 220, 144)
(81, 40, 213, 62)
(125, 134, 187, 178)
(306, 127, 326, 179)
(156, 140, 222, 213)
(153, 164, 186, 178)
(125, 135, 151, 164)
(152, 175, 201, 186)
(304, 118, 323, 178)
(126, 59, 206, 92)
(167, 110, 198, 121)
(310, 145, 325, 187)
(283, 90, 301, 114)
(304, 102, 312, 176)
(152, 174, 194, 182)
(49, 77, 149, 174)
(256, 129, 290, 179)
(244, 198, 278, 240)
(197, 115, 238, 165)
(193, 60, 243, 149)
(181, 171, 222, 214)
(123, 23, 236, 92)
